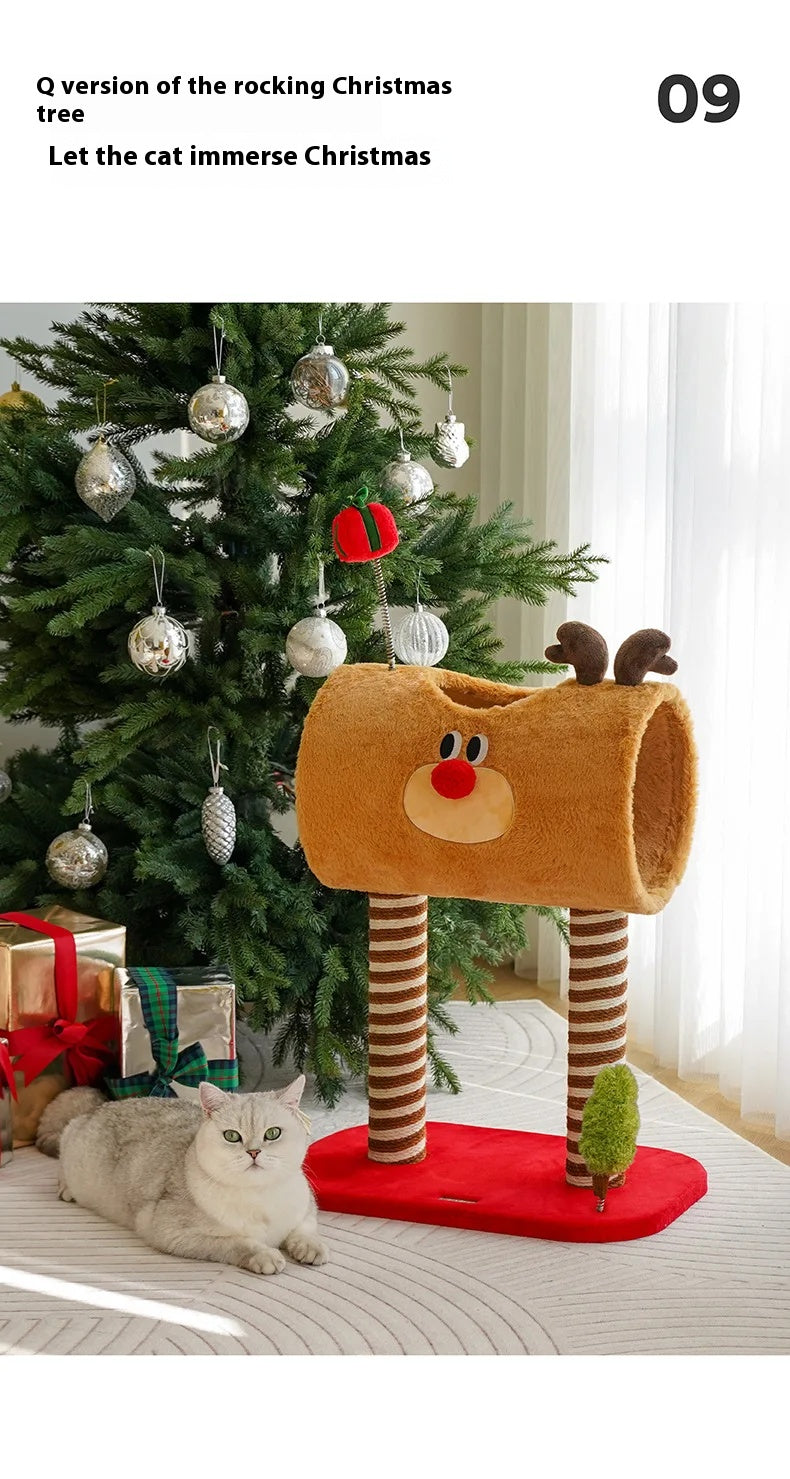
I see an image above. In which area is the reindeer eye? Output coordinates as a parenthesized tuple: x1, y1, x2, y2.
(466, 735, 489, 765)
(439, 731, 462, 760)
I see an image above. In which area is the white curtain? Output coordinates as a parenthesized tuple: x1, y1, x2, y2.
(481, 303, 790, 1138)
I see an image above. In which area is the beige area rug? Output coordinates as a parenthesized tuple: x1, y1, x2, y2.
(2, 999, 790, 1355)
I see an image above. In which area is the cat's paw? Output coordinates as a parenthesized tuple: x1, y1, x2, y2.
(284, 1232, 329, 1267)
(58, 1180, 75, 1203)
(239, 1244, 286, 1276)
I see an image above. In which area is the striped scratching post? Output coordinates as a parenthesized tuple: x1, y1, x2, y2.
(566, 908, 629, 1188)
(367, 893, 429, 1164)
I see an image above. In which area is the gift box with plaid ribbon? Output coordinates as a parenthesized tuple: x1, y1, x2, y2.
(107, 966, 238, 1100)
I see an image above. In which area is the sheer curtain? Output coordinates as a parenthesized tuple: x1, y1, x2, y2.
(481, 303, 790, 1137)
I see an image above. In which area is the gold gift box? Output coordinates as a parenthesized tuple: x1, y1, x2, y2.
(0, 906, 126, 1032)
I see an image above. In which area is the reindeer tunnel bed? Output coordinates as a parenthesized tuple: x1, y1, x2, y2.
(299, 623, 706, 1242)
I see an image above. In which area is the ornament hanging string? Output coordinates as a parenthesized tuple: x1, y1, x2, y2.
(83, 780, 95, 825)
(149, 548, 166, 607)
(316, 311, 324, 345)
(207, 727, 228, 788)
(95, 379, 117, 434)
(445, 367, 454, 416)
(213, 320, 225, 378)
(317, 557, 328, 614)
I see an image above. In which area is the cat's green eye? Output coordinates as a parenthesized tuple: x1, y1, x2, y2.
(264, 1126, 282, 1141)
(223, 1129, 242, 1143)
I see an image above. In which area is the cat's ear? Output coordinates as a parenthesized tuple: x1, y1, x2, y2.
(199, 1081, 227, 1116)
(276, 1074, 306, 1108)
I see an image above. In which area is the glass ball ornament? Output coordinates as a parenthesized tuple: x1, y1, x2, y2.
(290, 341, 350, 411)
(393, 602, 450, 667)
(188, 374, 249, 444)
(285, 611, 348, 678)
(430, 413, 470, 469)
(46, 819, 108, 889)
(75, 435, 136, 521)
(380, 450, 434, 512)
(0, 380, 45, 415)
(0, 770, 12, 803)
(128, 604, 190, 676)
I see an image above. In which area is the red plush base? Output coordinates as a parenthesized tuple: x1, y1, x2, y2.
(307, 1122, 707, 1243)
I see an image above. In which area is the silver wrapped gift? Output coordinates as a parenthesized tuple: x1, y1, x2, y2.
(110, 966, 238, 1102)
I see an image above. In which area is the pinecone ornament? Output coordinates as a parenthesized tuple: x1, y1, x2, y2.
(201, 785, 236, 865)
(202, 728, 236, 864)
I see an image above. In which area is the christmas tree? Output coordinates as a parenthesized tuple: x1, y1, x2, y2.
(0, 302, 600, 1103)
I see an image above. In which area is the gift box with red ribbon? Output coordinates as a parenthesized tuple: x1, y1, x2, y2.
(0, 907, 125, 1093)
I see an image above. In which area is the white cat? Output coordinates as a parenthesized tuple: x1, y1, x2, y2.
(37, 1077, 327, 1276)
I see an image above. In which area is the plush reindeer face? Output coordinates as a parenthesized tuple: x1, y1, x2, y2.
(295, 632, 697, 916)
(403, 727, 515, 843)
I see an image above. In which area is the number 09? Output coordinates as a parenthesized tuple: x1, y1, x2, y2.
(658, 74, 740, 123)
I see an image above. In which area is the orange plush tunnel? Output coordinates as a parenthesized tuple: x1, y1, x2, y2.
(296, 662, 697, 916)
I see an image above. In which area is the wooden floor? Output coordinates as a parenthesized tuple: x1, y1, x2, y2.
(460, 964, 790, 1169)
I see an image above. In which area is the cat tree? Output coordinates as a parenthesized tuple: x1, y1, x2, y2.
(297, 623, 706, 1242)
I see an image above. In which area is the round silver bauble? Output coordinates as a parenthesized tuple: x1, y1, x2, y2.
(430, 413, 470, 469)
(46, 820, 108, 888)
(393, 602, 450, 667)
(285, 612, 348, 677)
(380, 450, 434, 511)
(188, 374, 249, 444)
(202, 785, 236, 865)
(290, 342, 350, 411)
(128, 604, 190, 676)
(0, 770, 12, 803)
(75, 436, 136, 521)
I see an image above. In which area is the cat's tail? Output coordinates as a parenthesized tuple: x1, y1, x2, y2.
(36, 1086, 107, 1157)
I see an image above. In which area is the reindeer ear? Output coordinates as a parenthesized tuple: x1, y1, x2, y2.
(276, 1074, 306, 1108)
(199, 1081, 227, 1116)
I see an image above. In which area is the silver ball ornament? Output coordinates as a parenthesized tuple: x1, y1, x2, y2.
(393, 602, 450, 667)
(188, 374, 249, 444)
(46, 820, 108, 888)
(286, 612, 348, 677)
(430, 413, 470, 469)
(290, 342, 350, 411)
(0, 770, 12, 803)
(202, 786, 236, 865)
(128, 604, 190, 676)
(380, 450, 434, 512)
(75, 436, 136, 521)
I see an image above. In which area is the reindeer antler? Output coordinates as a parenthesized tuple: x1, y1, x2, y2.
(545, 621, 609, 686)
(614, 629, 677, 686)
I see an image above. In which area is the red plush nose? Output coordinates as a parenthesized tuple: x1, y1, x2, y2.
(430, 758, 477, 799)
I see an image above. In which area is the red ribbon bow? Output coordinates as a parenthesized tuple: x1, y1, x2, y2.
(0, 1034, 18, 1100)
(1, 912, 119, 1087)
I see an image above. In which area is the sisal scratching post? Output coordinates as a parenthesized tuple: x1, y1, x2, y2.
(566, 909, 629, 1187)
(367, 893, 428, 1163)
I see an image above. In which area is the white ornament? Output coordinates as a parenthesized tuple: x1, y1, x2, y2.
(431, 413, 470, 469)
(393, 601, 450, 667)
(285, 559, 348, 677)
(0, 770, 11, 803)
